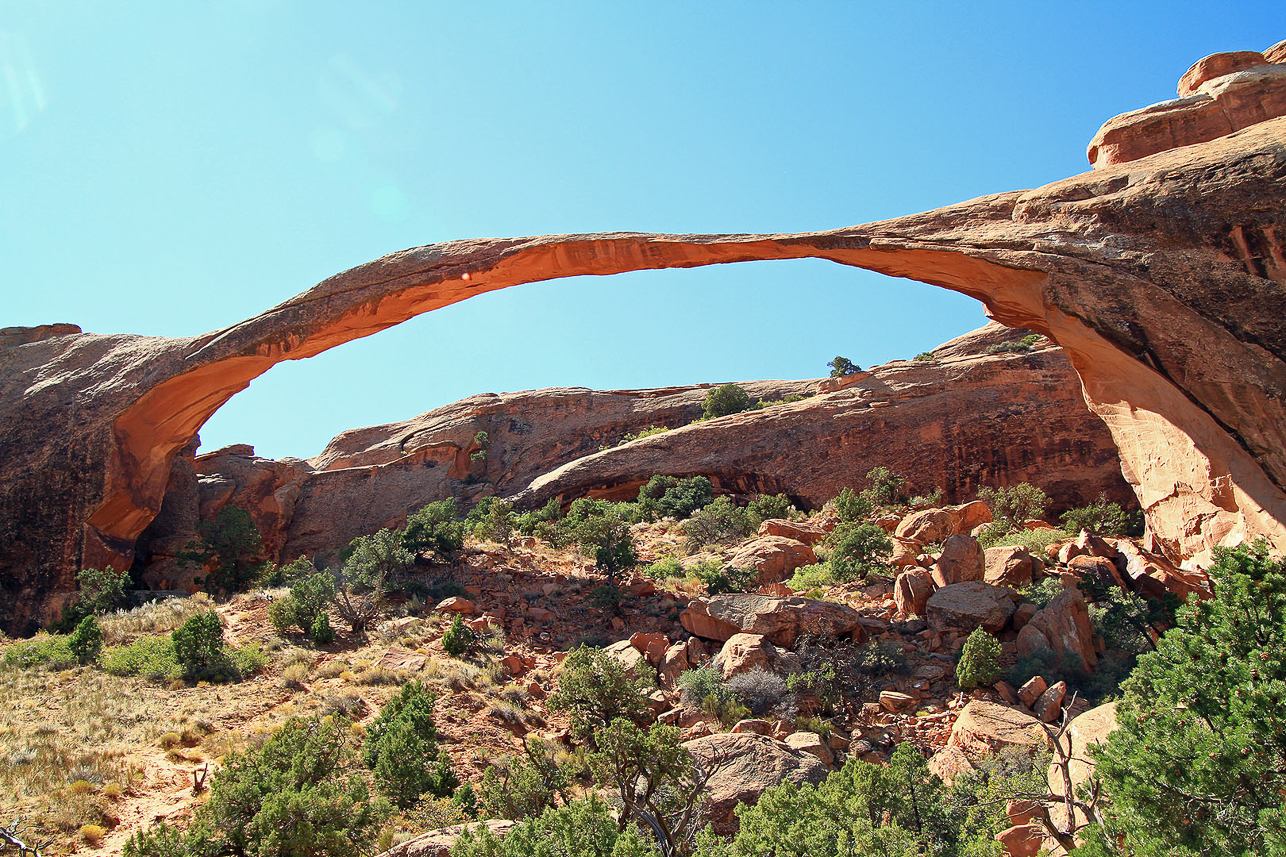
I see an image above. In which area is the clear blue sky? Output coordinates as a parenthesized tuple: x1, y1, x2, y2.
(4, 2, 1282, 459)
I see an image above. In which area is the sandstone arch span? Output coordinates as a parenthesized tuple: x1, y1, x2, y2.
(2, 116, 1284, 635)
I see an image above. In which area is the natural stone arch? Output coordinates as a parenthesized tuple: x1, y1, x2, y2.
(1, 117, 1284, 634)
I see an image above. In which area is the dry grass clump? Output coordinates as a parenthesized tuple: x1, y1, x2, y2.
(483, 699, 528, 727)
(319, 693, 367, 719)
(316, 659, 349, 679)
(99, 593, 214, 643)
(80, 823, 106, 845)
(281, 663, 310, 689)
(355, 667, 401, 686)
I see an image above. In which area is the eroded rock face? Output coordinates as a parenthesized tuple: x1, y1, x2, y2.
(684, 732, 828, 833)
(1089, 44, 1286, 168)
(2, 46, 1284, 634)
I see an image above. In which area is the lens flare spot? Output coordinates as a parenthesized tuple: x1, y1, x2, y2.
(0, 31, 47, 140)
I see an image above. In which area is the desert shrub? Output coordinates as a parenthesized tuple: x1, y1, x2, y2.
(574, 508, 637, 583)
(467, 497, 516, 546)
(983, 340, 1031, 354)
(643, 555, 685, 580)
(786, 666, 837, 704)
(681, 497, 753, 552)
(1059, 493, 1134, 537)
(701, 383, 752, 419)
(636, 474, 714, 521)
(826, 523, 893, 582)
(979, 524, 1066, 555)
(470, 430, 491, 462)
(787, 563, 836, 595)
(516, 497, 563, 539)
(677, 665, 733, 709)
(1093, 541, 1286, 856)
(695, 564, 758, 595)
(272, 569, 336, 639)
(727, 667, 788, 715)
(862, 466, 907, 508)
(403, 499, 465, 555)
(693, 743, 975, 857)
(977, 483, 1049, 531)
(453, 795, 652, 857)
(827, 356, 860, 377)
(479, 738, 572, 821)
(267, 598, 296, 635)
(102, 635, 182, 680)
(746, 492, 796, 525)
(793, 636, 907, 703)
(620, 425, 670, 444)
(133, 716, 388, 857)
(587, 583, 622, 612)
(832, 487, 872, 523)
(336, 529, 409, 633)
(955, 627, 1001, 690)
(308, 612, 335, 645)
(751, 394, 807, 409)
(441, 615, 477, 658)
(177, 505, 267, 596)
(907, 488, 945, 509)
(69, 615, 104, 664)
(548, 646, 653, 740)
(172, 611, 224, 676)
(913, 351, 936, 361)
(363, 681, 456, 808)
(3, 632, 76, 670)
(75, 565, 127, 617)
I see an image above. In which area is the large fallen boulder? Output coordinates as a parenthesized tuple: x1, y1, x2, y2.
(926, 581, 1019, 633)
(894, 568, 935, 617)
(985, 545, 1035, 589)
(757, 519, 827, 545)
(932, 534, 986, 587)
(713, 633, 801, 679)
(930, 700, 1050, 784)
(726, 536, 818, 585)
(1027, 587, 1097, 672)
(680, 594, 863, 648)
(684, 732, 828, 832)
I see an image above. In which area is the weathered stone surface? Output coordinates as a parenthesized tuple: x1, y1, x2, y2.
(731, 719, 773, 736)
(713, 633, 801, 679)
(1110, 538, 1209, 602)
(684, 732, 827, 833)
(945, 700, 1050, 762)
(658, 641, 690, 690)
(1049, 702, 1119, 831)
(1017, 675, 1048, 708)
(1089, 46, 1286, 167)
(879, 690, 919, 713)
(783, 730, 833, 767)
(995, 824, 1045, 857)
(1066, 554, 1126, 591)
(896, 508, 958, 544)
(725, 536, 817, 586)
(377, 821, 516, 857)
(4, 49, 1286, 633)
(1027, 588, 1098, 671)
(630, 632, 671, 667)
(985, 545, 1035, 589)
(933, 534, 986, 587)
(603, 639, 654, 678)
(757, 519, 827, 545)
(681, 594, 862, 648)
(927, 581, 1019, 634)
(1034, 680, 1068, 723)
(1016, 625, 1054, 660)
(894, 568, 935, 617)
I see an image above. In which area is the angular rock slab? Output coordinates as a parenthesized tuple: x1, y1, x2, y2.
(926, 581, 1019, 634)
(684, 732, 828, 833)
(680, 593, 863, 648)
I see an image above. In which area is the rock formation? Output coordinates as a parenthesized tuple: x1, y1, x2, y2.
(2, 45, 1285, 634)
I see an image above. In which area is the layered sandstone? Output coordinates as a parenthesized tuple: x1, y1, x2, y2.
(2, 48, 1285, 634)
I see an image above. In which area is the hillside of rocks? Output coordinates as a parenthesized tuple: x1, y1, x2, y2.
(2, 43, 1284, 636)
(131, 321, 1131, 593)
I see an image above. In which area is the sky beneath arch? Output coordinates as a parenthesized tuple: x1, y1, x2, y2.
(3, 1, 1283, 459)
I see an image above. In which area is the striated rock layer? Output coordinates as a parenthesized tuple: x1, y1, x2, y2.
(2, 60, 1285, 633)
(139, 323, 1128, 573)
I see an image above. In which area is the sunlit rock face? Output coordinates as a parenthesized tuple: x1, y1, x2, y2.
(2, 47, 1285, 634)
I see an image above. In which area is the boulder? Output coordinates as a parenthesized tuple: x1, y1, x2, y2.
(435, 596, 475, 615)
(684, 732, 828, 832)
(932, 534, 985, 587)
(926, 581, 1018, 634)
(995, 824, 1045, 857)
(1017, 675, 1048, 708)
(713, 633, 801, 679)
(893, 568, 935, 617)
(1049, 702, 1119, 831)
(658, 641, 690, 690)
(951, 500, 994, 534)
(680, 594, 862, 648)
(376, 821, 516, 857)
(1015, 625, 1053, 661)
(629, 632, 671, 667)
(1033, 680, 1067, 723)
(1110, 539, 1209, 602)
(603, 640, 654, 678)
(890, 536, 924, 569)
(945, 700, 1050, 763)
(783, 730, 834, 767)
(1027, 588, 1098, 671)
(879, 690, 919, 713)
(985, 546, 1035, 589)
(1067, 554, 1126, 591)
(376, 646, 428, 673)
(757, 519, 827, 546)
(726, 536, 818, 585)
(896, 508, 957, 544)
(1178, 50, 1271, 97)
(731, 719, 773, 736)
(1012, 602, 1037, 631)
